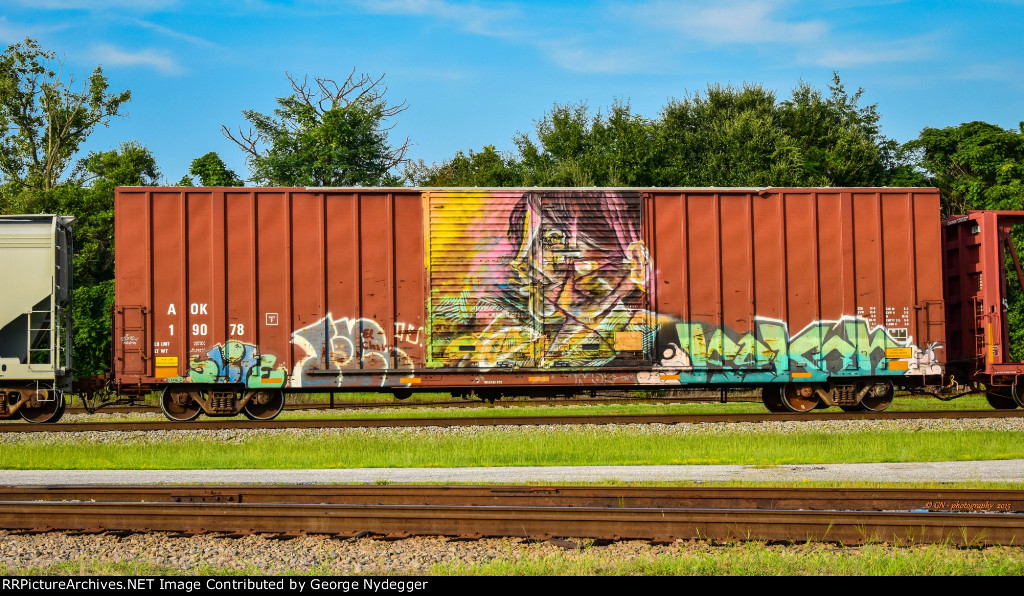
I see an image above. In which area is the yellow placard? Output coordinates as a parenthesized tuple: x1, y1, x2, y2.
(885, 348, 912, 359)
(614, 331, 643, 351)
(791, 372, 813, 378)
(529, 376, 550, 382)
(660, 374, 680, 381)
(155, 356, 178, 367)
(155, 367, 178, 379)
(888, 361, 909, 371)
(400, 377, 422, 384)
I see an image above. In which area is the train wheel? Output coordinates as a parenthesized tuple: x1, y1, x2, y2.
(1013, 383, 1024, 409)
(860, 381, 895, 412)
(161, 386, 203, 422)
(986, 390, 1019, 410)
(242, 389, 285, 420)
(761, 386, 788, 413)
(52, 392, 67, 422)
(19, 389, 65, 423)
(781, 384, 820, 413)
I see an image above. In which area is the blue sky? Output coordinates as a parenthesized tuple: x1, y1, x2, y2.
(3, 0, 1023, 184)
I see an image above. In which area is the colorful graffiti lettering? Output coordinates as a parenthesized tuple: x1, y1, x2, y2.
(394, 322, 424, 346)
(291, 315, 413, 387)
(188, 340, 287, 388)
(639, 316, 942, 385)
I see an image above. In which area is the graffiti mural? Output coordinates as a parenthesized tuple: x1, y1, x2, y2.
(188, 340, 288, 388)
(291, 315, 413, 387)
(639, 316, 943, 385)
(427, 189, 941, 383)
(430, 190, 652, 369)
(787, 317, 941, 378)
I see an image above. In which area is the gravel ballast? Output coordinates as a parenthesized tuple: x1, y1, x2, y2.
(1, 532, 1023, 575)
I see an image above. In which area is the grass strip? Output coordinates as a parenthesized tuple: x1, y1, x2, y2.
(431, 542, 1024, 576)
(2, 426, 1023, 469)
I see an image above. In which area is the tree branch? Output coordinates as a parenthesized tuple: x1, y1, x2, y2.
(220, 124, 262, 161)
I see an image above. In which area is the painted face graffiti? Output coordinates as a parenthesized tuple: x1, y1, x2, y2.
(506, 192, 649, 327)
(436, 191, 653, 368)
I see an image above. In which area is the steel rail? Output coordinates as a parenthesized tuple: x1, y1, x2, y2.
(1, 409, 1022, 433)
(1, 486, 1023, 546)
(2, 485, 1023, 512)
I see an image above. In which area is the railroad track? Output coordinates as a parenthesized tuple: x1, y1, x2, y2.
(2, 486, 1022, 546)
(2, 409, 1022, 433)
(70, 394, 760, 415)
(70, 390, 966, 415)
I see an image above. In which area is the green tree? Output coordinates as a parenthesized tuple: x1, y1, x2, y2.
(69, 279, 116, 377)
(406, 145, 523, 187)
(419, 75, 909, 190)
(515, 100, 658, 186)
(0, 38, 130, 198)
(68, 140, 159, 284)
(908, 121, 1024, 361)
(54, 141, 160, 376)
(223, 70, 409, 186)
(906, 121, 1024, 216)
(777, 74, 894, 187)
(177, 151, 244, 186)
(415, 101, 656, 188)
(654, 84, 803, 187)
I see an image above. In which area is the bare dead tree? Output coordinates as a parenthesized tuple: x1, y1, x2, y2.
(221, 69, 410, 185)
(285, 68, 408, 118)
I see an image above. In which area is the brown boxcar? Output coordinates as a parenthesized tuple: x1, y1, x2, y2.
(113, 187, 945, 419)
(942, 211, 1024, 408)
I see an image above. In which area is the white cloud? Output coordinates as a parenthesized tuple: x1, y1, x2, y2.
(345, 0, 946, 76)
(952, 61, 1024, 84)
(91, 44, 184, 75)
(807, 33, 939, 67)
(0, 17, 27, 44)
(540, 39, 655, 75)
(0, 16, 69, 44)
(129, 18, 221, 48)
(629, 0, 828, 44)
(10, 0, 179, 9)
(350, 0, 645, 73)
(623, 1, 944, 69)
(350, 0, 522, 38)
